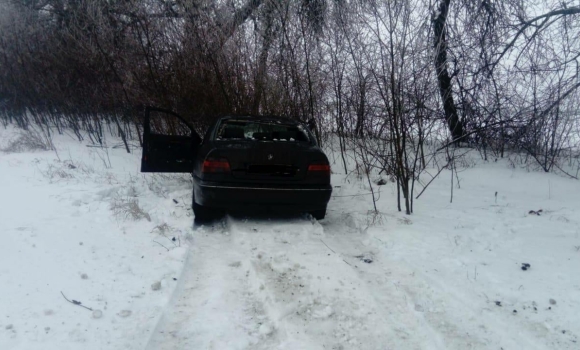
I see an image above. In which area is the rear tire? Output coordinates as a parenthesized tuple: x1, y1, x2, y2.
(310, 209, 326, 220)
(193, 202, 218, 222)
(192, 193, 221, 222)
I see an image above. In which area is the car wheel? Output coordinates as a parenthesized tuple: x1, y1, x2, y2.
(310, 209, 326, 220)
(193, 202, 218, 222)
(192, 192, 221, 222)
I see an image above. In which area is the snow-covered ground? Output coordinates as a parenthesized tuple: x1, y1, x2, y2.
(1, 125, 579, 349)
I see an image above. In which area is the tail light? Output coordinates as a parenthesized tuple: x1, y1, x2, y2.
(202, 158, 230, 173)
(308, 163, 330, 175)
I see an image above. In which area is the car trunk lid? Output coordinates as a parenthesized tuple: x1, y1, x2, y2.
(214, 141, 313, 182)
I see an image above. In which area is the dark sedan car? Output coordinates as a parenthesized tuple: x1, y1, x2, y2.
(140, 107, 332, 221)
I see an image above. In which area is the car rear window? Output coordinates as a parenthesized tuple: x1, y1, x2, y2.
(215, 120, 311, 143)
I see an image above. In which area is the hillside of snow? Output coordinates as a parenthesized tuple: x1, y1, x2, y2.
(1, 125, 579, 349)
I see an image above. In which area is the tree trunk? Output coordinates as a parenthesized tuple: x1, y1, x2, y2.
(432, 0, 464, 142)
(252, 3, 275, 114)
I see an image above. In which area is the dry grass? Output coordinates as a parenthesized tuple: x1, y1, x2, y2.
(2, 128, 53, 153)
(151, 223, 172, 235)
(39, 163, 75, 181)
(38, 159, 95, 182)
(142, 173, 192, 198)
(110, 196, 151, 222)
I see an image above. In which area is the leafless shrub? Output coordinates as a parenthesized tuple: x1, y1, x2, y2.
(110, 196, 151, 222)
(353, 161, 369, 180)
(365, 210, 386, 227)
(88, 146, 113, 169)
(454, 154, 477, 169)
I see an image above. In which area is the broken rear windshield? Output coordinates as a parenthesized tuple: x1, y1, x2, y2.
(215, 120, 311, 143)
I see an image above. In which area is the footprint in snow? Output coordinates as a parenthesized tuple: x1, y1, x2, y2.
(117, 310, 132, 318)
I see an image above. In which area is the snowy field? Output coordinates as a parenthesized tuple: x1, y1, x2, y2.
(1, 125, 579, 350)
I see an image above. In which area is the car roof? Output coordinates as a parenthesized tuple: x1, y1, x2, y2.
(218, 115, 302, 125)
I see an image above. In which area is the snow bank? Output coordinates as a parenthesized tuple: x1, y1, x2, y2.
(0, 126, 193, 350)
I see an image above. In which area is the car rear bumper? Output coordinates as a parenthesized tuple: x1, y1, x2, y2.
(193, 179, 332, 212)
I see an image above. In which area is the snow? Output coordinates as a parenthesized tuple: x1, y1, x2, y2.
(1, 125, 580, 349)
(0, 127, 192, 350)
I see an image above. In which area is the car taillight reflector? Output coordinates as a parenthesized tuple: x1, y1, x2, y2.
(202, 159, 230, 173)
(308, 164, 330, 173)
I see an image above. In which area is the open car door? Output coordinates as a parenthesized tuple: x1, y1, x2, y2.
(141, 106, 201, 173)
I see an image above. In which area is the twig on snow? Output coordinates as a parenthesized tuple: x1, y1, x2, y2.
(320, 239, 336, 254)
(343, 259, 355, 267)
(153, 240, 170, 251)
(60, 291, 93, 311)
(166, 236, 182, 248)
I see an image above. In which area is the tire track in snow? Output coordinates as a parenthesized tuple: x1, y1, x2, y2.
(227, 216, 435, 350)
(145, 214, 448, 350)
(226, 216, 332, 349)
(144, 218, 284, 350)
